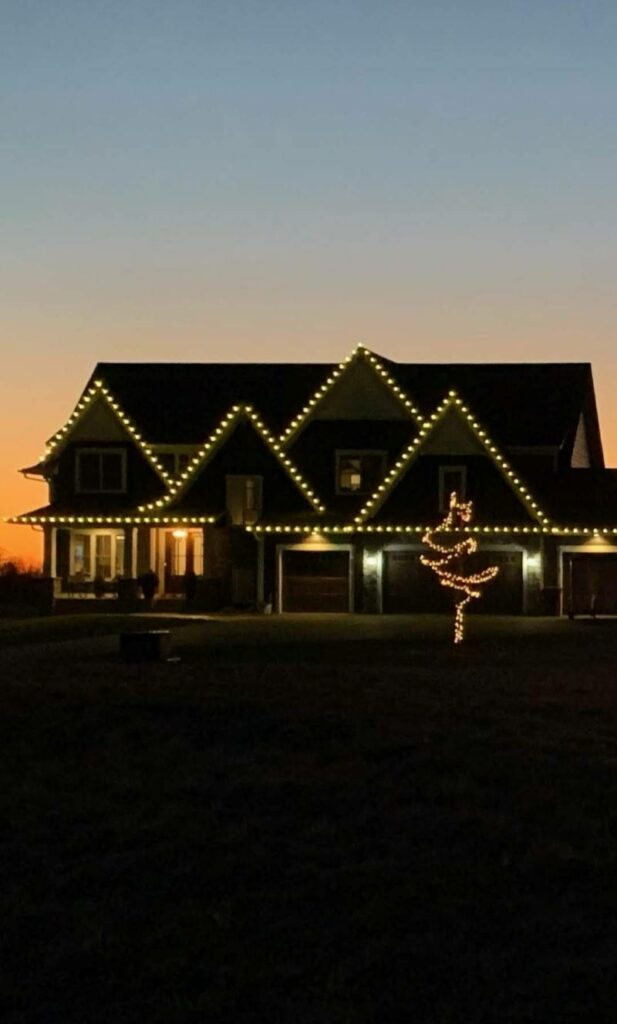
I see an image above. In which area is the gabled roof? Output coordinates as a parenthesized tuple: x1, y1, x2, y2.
(278, 345, 422, 442)
(24, 378, 172, 484)
(138, 405, 326, 514)
(387, 361, 602, 459)
(89, 353, 598, 455)
(530, 469, 617, 528)
(354, 391, 550, 526)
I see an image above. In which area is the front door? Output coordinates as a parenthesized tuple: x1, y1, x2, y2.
(163, 530, 204, 594)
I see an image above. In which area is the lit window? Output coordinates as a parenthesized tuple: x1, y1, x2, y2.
(69, 531, 126, 580)
(336, 452, 385, 494)
(72, 533, 91, 576)
(171, 534, 187, 575)
(193, 532, 204, 575)
(76, 449, 126, 493)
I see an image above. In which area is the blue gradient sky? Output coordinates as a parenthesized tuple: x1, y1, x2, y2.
(2, 0, 617, 560)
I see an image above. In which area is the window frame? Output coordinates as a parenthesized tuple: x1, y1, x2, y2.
(438, 464, 467, 512)
(69, 529, 127, 580)
(75, 447, 127, 494)
(335, 450, 387, 496)
(225, 474, 264, 526)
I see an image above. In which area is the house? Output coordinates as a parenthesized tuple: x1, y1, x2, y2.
(10, 346, 617, 616)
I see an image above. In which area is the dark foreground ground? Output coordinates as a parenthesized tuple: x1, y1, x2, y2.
(1, 614, 617, 1023)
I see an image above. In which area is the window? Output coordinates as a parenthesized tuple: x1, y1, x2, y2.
(226, 475, 263, 525)
(192, 532, 204, 575)
(157, 452, 192, 476)
(72, 533, 91, 576)
(171, 533, 187, 575)
(336, 451, 386, 495)
(70, 531, 126, 580)
(76, 449, 126, 493)
(438, 465, 466, 512)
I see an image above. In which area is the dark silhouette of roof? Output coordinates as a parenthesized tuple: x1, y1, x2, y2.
(90, 355, 601, 460)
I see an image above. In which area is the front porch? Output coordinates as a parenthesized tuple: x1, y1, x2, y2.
(42, 522, 261, 608)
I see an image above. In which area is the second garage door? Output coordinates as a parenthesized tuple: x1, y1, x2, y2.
(563, 554, 617, 615)
(281, 550, 351, 612)
(383, 549, 523, 614)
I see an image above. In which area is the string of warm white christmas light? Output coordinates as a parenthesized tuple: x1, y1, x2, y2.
(420, 491, 499, 644)
(244, 523, 616, 534)
(137, 405, 326, 513)
(35, 379, 172, 484)
(6, 514, 218, 526)
(279, 345, 422, 444)
(354, 390, 550, 527)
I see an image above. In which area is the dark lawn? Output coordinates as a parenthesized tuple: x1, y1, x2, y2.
(0, 612, 201, 650)
(1, 615, 617, 1023)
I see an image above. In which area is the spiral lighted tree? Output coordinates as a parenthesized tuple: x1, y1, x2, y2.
(420, 492, 500, 644)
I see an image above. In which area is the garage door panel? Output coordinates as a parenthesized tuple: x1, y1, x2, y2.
(566, 554, 617, 615)
(383, 551, 449, 613)
(383, 548, 523, 614)
(282, 550, 350, 612)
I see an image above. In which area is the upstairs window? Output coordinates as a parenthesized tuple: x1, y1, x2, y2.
(336, 451, 386, 495)
(226, 475, 263, 526)
(438, 465, 466, 512)
(76, 449, 126, 493)
(156, 451, 192, 477)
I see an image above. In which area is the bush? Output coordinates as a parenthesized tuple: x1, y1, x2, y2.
(0, 558, 47, 615)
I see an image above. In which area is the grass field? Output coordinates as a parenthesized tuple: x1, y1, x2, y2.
(1, 614, 617, 1023)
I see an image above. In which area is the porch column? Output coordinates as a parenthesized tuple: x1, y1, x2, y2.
(256, 534, 265, 605)
(136, 526, 151, 575)
(42, 525, 57, 577)
(122, 526, 137, 577)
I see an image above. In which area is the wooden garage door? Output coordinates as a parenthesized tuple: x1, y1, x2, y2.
(564, 554, 617, 616)
(282, 550, 350, 612)
(383, 549, 523, 614)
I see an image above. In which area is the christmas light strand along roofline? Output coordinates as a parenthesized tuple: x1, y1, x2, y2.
(6, 513, 219, 526)
(244, 523, 617, 534)
(279, 345, 423, 444)
(353, 390, 551, 527)
(137, 405, 326, 514)
(35, 379, 172, 485)
(420, 491, 500, 644)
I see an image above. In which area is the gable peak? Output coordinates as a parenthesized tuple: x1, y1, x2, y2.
(279, 345, 421, 443)
(138, 403, 325, 514)
(354, 390, 550, 526)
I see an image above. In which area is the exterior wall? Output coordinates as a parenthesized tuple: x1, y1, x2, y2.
(49, 439, 166, 510)
(571, 413, 590, 468)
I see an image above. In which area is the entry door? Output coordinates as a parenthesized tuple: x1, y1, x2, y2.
(282, 550, 350, 612)
(164, 532, 185, 594)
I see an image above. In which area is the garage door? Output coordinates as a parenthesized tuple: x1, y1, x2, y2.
(383, 549, 523, 614)
(564, 554, 617, 615)
(281, 550, 350, 612)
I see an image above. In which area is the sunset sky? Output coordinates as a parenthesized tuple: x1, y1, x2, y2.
(2, 0, 617, 565)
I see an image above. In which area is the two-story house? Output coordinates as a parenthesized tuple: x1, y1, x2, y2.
(10, 346, 617, 616)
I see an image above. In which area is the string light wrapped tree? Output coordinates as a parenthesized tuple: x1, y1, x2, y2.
(420, 491, 500, 644)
